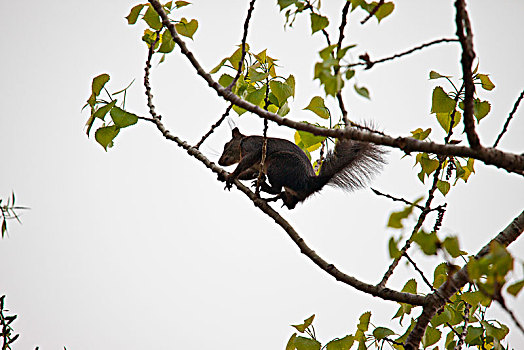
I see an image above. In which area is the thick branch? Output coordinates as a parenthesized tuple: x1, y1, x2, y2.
(404, 209, 524, 349)
(455, 0, 481, 149)
(148, 0, 524, 174)
(149, 116, 425, 306)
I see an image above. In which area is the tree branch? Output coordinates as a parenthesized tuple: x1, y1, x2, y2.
(349, 38, 459, 69)
(226, 0, 256, 91)
(404, 209, 524, 349)
(195, 103, 233, 149)
(455, 0, 481, 149)
(148, 0, 524, 174)
(493, 88, 524, 148)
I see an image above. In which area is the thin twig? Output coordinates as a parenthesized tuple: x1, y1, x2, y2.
(371, 188, 425, 211)
(195, 103, 233, 149)
(360, 0, 384, 25)
(227, 0, 256, 91)
(454, 303, 470, 349)
(493, 88, 524, 147)
(335, 1, 351, 127)
(348, 38, 459, 69)
(255, 78, 271, 196)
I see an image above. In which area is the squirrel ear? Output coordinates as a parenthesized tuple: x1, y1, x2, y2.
(232, 127, 242, 137)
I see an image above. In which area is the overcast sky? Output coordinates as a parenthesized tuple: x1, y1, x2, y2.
(1, 0, 523, 349)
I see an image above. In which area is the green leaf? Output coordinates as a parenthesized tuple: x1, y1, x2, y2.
(410, 128, 431, 140)
(433, 263, 448, 288)
(337, 45, 356, 59)
(436, 180, 450, 196)
(143, 5, 162, 30)
(286, 75, 296, 98)
(175, 18, 198, 39)
(436, 110, 461, 133)
(319, 45, 337, 60)
(413, 230, 439, 255)
(431, 86, 455, 114)
(429, 70, 448, 80)
(93, 100, 116, 121)
(296, 130, 326, 149)
(354, 84, 370, 99)
(310, 13, 329, 34)
(278, 101, 290, 117)
(246, 86, 267, 106)
(326, 335, 354, 350)
(304, 96, 330, 119)
(416, 153, 439, 180)
(507, 279, 524, 296)
(461, 291, 491, 307)
(248, 68, 269, 82)
(110, 107, 138, 128)
(443, 236, 462, 258)
(269, 80, 293, 107)
(373, 327, 395, 340)
(374, 2, 394, 22)
(174, 1, 191, 8)
(294, 336, 321, 350)
(228, 44, 250, 71)
(388, 236, 401, 259)
(158, 28, 175, 53)
(387, 198, 422, 229)
(218, 74, 234, 88)
(210, 58, 228, 74)
(473, 99, 491, 122)
(142, 29, 160, 48)
(126, 4, 146, 25)
(278, 0, 298, 11)
(286, 333, 297, 350)
(345, 69, 355, 80)
(421, 326, 441, 348)
(357, 311, 371, 332)
(464, 326, 484, 345)
(91, 74, 110, 99)
(292, 315, 315, 333)
(477, 74, 495, 90)
(481, 321, 509, 340)
(95, 125, 120, 151)
(430, 306, 451, 327)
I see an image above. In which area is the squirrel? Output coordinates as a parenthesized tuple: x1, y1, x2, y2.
(218, 127, 385, 209)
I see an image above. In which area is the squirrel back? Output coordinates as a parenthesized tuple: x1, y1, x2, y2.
(218, 127, 385, 209)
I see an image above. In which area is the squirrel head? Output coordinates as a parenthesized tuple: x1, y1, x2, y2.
(218, 128, 245, 166)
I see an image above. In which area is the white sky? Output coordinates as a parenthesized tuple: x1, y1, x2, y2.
(1, 0, 523, 349)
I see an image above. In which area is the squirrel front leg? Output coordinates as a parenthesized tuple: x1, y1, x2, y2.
(225, 152, 260, 190)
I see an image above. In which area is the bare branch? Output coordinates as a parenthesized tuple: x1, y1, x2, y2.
(148, 0, 524, 174)
(404, 209, 524, 349)
(335, 1, 351, 126)
(493, 88, 524, 148)
(454, 302, 470, 350)
(195, 103, 233, 149)
(227, 0, 256, 91)
(455, 0, 481, 149)
(349, 38, 459, 69)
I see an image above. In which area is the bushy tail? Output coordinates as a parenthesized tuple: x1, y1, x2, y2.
(318, 139, 386, 191)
